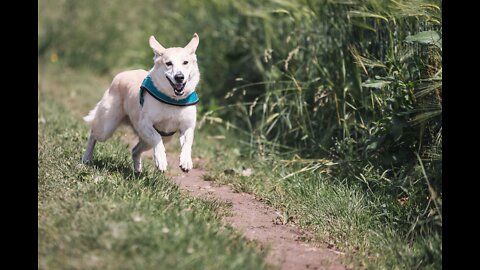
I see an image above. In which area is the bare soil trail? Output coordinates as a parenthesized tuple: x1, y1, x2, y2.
(123, 134, 346, 270)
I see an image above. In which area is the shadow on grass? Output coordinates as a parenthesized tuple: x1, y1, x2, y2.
(90, 156, 142, 181)
(87, 156, 176, 191)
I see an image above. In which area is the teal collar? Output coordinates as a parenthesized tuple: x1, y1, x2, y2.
(140, 76, 199, 107)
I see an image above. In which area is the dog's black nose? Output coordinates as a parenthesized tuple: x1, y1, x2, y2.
(174, 73, 184, 83)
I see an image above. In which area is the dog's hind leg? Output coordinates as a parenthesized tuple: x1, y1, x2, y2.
(82, 86, 125, 164)
(85, 86, 126, 142)
(82, 132, 97, 164)
(132, 139, 152, 172)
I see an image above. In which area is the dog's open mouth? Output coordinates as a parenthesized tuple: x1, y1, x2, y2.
(166, 76, 186, 96)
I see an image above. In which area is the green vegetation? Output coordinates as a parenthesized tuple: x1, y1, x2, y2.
(39, 0, 442, 269)
(199, 131, 441, 269)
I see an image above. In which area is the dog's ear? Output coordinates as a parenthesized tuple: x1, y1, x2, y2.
(184, 33, 199, 54)
(149, 35, 165, 56)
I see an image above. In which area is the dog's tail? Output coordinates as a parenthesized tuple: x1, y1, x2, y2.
(83, 103, 99, 127)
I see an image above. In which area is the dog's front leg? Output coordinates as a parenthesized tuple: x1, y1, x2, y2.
(137, 117, 168, 172)
(179, 127, 194, 172)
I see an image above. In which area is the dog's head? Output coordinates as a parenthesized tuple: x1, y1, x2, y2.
(148, 34, 200, 99)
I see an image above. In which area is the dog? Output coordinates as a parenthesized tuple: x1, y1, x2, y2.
(82, 33, 200, 173)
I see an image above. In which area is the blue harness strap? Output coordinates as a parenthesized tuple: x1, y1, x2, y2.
(139, 76, 199, 107)
(153, 126, 176, 137)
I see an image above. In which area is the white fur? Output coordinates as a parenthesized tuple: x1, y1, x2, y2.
(82, 34, 200, 173)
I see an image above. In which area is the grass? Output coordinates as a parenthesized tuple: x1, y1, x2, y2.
(39, 0, 442, 268)
(197, 129, 441, 269)
(38, 64, 270, 270)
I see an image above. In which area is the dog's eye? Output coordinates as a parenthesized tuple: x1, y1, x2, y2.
(183, 61, 189, 65)
(166, 61, 173, 66)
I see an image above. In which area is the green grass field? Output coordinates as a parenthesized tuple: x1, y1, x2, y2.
(201, 134, 442, 269)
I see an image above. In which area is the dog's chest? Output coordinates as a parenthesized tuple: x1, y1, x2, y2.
(147, 103, 196, 132)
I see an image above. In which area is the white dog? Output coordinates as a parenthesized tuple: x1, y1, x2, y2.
(82, 34, 200, 173)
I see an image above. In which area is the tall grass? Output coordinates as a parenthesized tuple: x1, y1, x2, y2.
(196, 0, 442, 251)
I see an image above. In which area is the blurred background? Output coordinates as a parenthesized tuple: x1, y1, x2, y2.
(39, 0, 442, 267)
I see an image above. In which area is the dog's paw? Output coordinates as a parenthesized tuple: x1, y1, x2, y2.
(154, 152, 168, 172)
(133, 158, 142, 173)
(81, 155, 92, 164)
(179, 155, 193, 172)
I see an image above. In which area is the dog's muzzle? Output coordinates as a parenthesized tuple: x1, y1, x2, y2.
(166, 75, 186, 96)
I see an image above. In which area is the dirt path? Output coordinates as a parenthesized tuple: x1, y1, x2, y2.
(124, 134, 346, 270)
